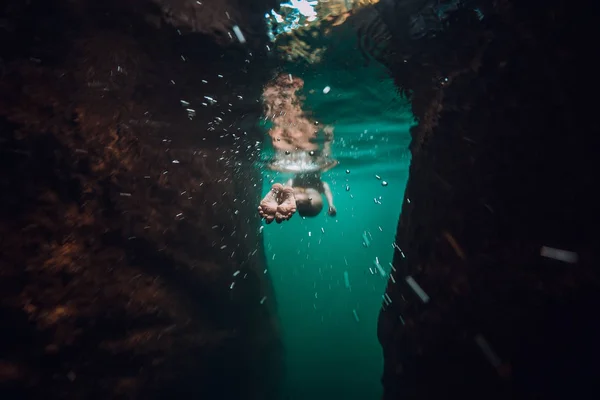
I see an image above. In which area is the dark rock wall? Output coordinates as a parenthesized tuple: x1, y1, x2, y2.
(151, 0, 279, 43)
(376, 1, 598, 398)
(0, 1, 282, 399)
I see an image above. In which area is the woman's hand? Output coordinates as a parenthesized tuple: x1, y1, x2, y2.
(328, 205, 337, 217)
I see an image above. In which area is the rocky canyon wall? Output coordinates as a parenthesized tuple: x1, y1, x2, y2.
(374, 0, 598, 398)
(0, 1, 282, 399)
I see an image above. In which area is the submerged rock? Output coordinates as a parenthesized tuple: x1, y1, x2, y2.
(0, 0, 281, 399)
(372, 0, 598, 398)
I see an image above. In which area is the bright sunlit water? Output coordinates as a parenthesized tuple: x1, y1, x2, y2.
(258, 32, 414, 399)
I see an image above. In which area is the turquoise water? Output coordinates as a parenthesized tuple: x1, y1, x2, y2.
(259, 40, 414, 399)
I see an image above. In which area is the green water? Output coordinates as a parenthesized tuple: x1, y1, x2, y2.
(259, 43, 414, 399)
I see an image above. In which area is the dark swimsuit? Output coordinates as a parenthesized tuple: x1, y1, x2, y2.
(292, 172, 324, 192)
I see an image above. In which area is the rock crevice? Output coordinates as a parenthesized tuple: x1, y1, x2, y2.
(375, 1, 598, 398)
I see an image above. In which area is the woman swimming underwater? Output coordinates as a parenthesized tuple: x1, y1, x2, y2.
(258, 74, 338, 224)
